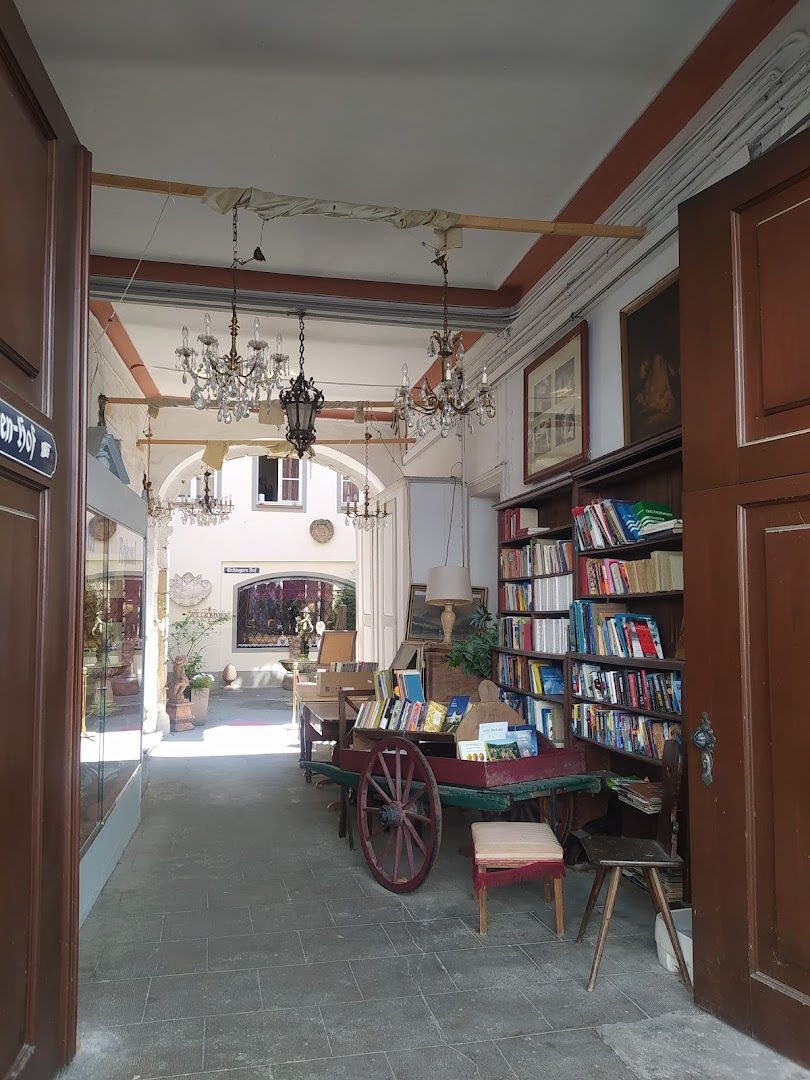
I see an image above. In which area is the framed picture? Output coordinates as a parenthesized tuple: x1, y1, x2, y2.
(621, 271, 680, 444)
(405, 584, 489, 643)
(523, 322, 589, 484)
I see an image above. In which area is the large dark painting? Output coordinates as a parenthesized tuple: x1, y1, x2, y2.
(621, 271, 680, 444)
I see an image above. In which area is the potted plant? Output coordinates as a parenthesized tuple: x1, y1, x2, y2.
(188, 672, 215, 725)
(168, 609, 230, 725)
(446, 604, 498, 679)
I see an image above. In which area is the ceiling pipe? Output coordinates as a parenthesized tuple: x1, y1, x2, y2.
(90, 299, 162, 399)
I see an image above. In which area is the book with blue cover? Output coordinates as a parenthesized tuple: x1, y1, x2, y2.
(445, 695, 471, 732)
(539, 663, 565, 695)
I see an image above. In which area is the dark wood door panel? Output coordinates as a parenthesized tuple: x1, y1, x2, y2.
(0, 31, 54, 404)
(0, 473, 41, 1077)
(681, 129, 810, 495)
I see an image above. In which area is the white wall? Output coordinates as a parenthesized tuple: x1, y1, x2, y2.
(167, 455, 357, 684)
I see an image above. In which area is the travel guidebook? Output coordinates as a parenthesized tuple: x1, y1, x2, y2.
(444, 695, 471, 732)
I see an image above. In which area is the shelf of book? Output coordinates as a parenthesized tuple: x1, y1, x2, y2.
(495, 681, 564, 704)
(583, 590, 682, 601)
(569, 651, 684, 672)
(571, 694, 681, 723)
(499, 523, 572, 545)
(494, 646, 567, 661)
(577, 532, 683, 558)
(571, 732, 669, 768)
(500, 609, 570, 617)
(499, 575, 532, 583)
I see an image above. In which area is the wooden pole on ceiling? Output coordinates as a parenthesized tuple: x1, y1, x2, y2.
(90, 172, 646, 240)
(135, 437, 412, 447)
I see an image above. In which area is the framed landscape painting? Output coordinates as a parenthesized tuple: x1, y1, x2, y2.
(406, 584, 488, 643)
(524, 322, 589, 484)
(621, 271, 680, 444)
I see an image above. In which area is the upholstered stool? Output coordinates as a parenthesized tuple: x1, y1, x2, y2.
(471, 820, 565, 936)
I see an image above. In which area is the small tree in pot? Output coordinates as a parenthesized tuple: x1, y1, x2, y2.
(169, 609, 230, 725)
(446, 604, 498, 679)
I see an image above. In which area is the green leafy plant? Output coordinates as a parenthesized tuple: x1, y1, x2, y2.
(188, 672, 215, 690)
(169, 610, 230, 678)
(446, 604, 497, 679)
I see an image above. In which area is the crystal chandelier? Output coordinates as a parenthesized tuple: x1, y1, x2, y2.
(175, 208, 290, 424)
(142, 419, 173, 526)
(280, 312, 324, 457)
(394, 253, 496, 438)
(173, 470, 233, 526)
(345, 429, 389, 531)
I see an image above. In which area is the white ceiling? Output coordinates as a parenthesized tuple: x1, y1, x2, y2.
(113, 300, 428, 396)
(19, 0, 730, 290)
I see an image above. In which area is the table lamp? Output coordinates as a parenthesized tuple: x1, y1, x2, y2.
(426, 565, 474, 644)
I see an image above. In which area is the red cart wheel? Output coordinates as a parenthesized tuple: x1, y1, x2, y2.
(356, 736, 441, 893)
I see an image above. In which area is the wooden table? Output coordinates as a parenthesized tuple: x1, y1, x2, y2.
(297, 687, 373, 782)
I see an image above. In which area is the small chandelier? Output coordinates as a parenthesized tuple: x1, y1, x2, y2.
(394, 253, 496, 438)
(345, 429, 389, 531)
(142, 418, 173, 526)
(173, 470, 233, 527)
(175, 208, 290, 424)
(280, 311, 324, 458)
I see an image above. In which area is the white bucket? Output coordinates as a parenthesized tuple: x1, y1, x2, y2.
(655, 907, 693, 983)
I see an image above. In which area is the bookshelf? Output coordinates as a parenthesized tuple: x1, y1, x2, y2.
(493, 476, 573, 746)
(492, 431, 688, 898)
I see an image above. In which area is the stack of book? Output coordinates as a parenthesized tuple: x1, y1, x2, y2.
(573, 499, 682, 549)
(613, 779, 663, 814)
(500, 616, 569, 654)
(533, 574, 573, 609)
(496, 654, 564, 696)
(330, 661, 377, 672)
(569, 601, 664, 659)
(582, 550, 683, 595)
(500, 507, 553, 540)
(500, 581, 532, 611)
(572, 661, 681, 713)
(355, 697, 447, 732)
(531, 538, 574, 575)
(571, 703, 681, 758)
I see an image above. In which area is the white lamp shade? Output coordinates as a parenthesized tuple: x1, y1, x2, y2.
(425, 565, 473, 606)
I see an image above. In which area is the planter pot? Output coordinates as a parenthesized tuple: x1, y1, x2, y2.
(190, 687, 210, 725)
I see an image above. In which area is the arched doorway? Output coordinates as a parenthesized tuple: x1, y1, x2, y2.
(235, 572, 356, 649)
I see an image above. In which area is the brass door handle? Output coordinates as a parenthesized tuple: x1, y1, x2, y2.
(692, 712, 716, 785)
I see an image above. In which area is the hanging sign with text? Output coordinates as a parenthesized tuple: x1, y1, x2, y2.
(0, 396, 57, 478)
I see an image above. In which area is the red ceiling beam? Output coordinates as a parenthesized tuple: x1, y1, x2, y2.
(90, 299, 162, 399)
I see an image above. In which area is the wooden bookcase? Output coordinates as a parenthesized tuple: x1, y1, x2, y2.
(492, 431, 689, 895)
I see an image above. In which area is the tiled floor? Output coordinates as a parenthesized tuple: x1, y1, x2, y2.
(64, 689, 809, 1080)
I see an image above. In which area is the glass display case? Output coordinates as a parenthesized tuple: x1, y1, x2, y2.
(80, 511, 144, 852)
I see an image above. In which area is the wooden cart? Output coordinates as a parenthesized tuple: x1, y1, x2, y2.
(300, 728, 600, 893)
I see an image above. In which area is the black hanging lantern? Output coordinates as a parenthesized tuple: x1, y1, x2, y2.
(280, 311, 324, 457)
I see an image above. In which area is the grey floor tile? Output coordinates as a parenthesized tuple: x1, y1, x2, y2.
(208, 932, 305, 971)
(273, 1054, 392, 1080)
(497, 1027, 639, 1079)
(204, 1006, 332, 1069)
(259, 961, 361, 1009)
(163, 1070, 271, 1080)
(94, 938, 208, 980)
(326, 897, 411, 926)
(607, 968, 697, 1017)
(384, 918, 482, 956)
(163, 907, 253, 941)
(78, 942, 103, 982)
(350, 953, 456, 999)
(437, 945, 547, 992)
(81, 910, 164, 947)
(460, 910, 558, 946)
(587, 929, 662, 972)
(426, 986, 551, 1043)
(299, 925, 396, 964)
(144, 969, 261, 1021)
(250, 900, 335, 933)
(116, 884, 209, 914)
(521, 939, 622, 981)
(287, 872, 368, 901)
(77, 977, 150, 1028)
(208, 882, 291, 909)
(387, 1041, 515, 1080)
(522, 978, 647, 1029)
(601, 1008, 810, 1080)
(321, 997, 443, 1056)
(61, 1017, 204, 1080)
(402, 892, 479, 921)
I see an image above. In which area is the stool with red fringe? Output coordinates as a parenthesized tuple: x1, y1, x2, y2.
(471, 820, 565, 936)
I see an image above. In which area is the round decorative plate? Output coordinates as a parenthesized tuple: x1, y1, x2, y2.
(310, 518, 334, 544)
(89, 515, 117, 541)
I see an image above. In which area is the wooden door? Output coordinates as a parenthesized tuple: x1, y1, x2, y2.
(0, 4, 89, 1078)
(680, 129, 810, 1066)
